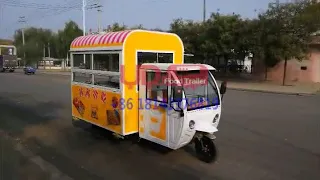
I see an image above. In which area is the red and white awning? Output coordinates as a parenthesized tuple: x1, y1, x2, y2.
(70, 30, 132, 49)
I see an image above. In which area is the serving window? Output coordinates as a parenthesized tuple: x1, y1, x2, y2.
(93, 53, 119, 72)
(73, 72, 92, 84)
(93, 74, 120, 89)
(137, 52, 173, 64)
(72, 54, 92, 69)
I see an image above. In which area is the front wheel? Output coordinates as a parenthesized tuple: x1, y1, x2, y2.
(194, 136, 217, 163)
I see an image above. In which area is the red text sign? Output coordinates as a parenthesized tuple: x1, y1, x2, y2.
(120, 64, 210, 89)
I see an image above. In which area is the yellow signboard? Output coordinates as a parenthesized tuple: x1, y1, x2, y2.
(71, 84, 122, 134)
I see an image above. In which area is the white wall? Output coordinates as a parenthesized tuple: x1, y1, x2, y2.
(243, 57, 252, 73)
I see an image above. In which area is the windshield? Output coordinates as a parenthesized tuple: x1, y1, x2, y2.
(173, 70, 220, 110)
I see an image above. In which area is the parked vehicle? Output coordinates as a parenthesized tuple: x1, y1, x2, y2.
(0, 55, 18, 72)
(24, 66, 36, 74)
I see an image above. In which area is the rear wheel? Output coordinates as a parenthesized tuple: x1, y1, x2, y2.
(195, 136, 217, 163)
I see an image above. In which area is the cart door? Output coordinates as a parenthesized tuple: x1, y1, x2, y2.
(138, 69, 169, 147)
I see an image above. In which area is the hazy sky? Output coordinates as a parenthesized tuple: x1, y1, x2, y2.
(0, 0, 283, 39)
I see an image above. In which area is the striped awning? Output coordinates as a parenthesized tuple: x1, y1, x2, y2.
(70, 30, 132, 49)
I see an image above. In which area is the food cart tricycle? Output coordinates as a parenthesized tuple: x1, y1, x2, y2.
(69, 30, 227, 163)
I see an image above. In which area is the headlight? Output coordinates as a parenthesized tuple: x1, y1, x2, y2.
(213, 114, 219, 123)
(189, 120, 195, 129)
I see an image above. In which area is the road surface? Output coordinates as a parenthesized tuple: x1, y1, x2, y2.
(0, 72, 319, 180)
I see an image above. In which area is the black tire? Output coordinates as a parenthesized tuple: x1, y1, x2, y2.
(194, 136, 218, 163)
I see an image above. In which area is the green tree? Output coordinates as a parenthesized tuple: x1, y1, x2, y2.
(19, 39, 43, 65)
(203, 13, 245, 71)
(13, 27, 55, 65)
(255, 0, 320, 84)
(10, 0, 320, 83)
(150, 28, 165, 32)
(54, 21, 83, 59)
(170, 19, 207, 63)
(104, 23, 127, 31)
(130, 24, 145, 30)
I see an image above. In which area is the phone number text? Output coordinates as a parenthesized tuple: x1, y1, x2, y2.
(115, 98, 219, 110)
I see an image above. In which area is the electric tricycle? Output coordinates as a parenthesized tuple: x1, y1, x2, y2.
(70, 29, 227, 163)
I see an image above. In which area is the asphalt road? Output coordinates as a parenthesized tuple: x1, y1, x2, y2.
(0, 72, 319, 180)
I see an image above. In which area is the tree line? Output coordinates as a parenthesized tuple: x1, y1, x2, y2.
(14, 21, 82, 64)
(13, 0, 320, 80)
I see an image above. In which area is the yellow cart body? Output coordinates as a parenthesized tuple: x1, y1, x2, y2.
(70, 30, 184, 136)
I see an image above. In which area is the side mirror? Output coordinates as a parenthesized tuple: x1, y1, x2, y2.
(220, 81, 227, 95)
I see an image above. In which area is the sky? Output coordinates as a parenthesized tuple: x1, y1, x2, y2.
(0, 0, 286, 39)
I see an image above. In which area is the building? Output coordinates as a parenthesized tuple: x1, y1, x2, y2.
(38, 57, 70, 70)
(254, 36, 320, 84)
(0, 39, 13, 45)
(0, 39, 16, 56)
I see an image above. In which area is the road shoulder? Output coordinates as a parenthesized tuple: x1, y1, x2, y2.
(14, 69, 320, 95)
(221, 81, 320, 96)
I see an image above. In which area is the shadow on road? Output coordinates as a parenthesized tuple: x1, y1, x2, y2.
(0, 94, 63, 135)
(0, 93, 206, 179)
(74, 120, 173, 155)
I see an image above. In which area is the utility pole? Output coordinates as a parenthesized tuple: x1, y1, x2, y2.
(87, 3, 103, 33)
(66, 52, 69, 69)
(97, 7, 102, 32)
(47, 42, 50, 58)
(43, 45, 45, 57)
(82, 0, 86, 64)
(18, 16, 26, 65)
(82, 0, 86, 36)
(203, 0, 206, 22)
(97, 0, 102, 32)
(18, 17, 26, 46)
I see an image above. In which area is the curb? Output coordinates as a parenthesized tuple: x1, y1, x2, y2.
(228, 87, 316, 96)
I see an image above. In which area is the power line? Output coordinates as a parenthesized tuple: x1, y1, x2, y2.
(86, 2, 103, 32)
(2, 0, 85, 35)
(23, 0, 96, 23)
(2, 0, 168, 38)
(0, 0, 77, 10)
